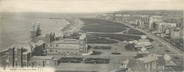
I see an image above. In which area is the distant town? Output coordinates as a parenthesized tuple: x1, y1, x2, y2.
(0, 10, 183, 72)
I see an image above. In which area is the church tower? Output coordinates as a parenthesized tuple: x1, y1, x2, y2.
(30, 23, 37, 42)
(36, 23, 41, 36)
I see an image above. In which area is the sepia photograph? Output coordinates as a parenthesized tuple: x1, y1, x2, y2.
(0, 0, 183, 72)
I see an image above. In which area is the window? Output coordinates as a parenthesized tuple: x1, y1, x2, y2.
(23, 55, 27, 59)
(71, 52, 73, 54)
(15, 58, 18, 61)
(50, 49, 53, 52)
(81, 41, 83, 44)
(47, 61, 49, 64)
(6, 59, 9, 63)
(158, 66, 163, 69)
(6, 52, 9, 54)
(79, 48, 83, 51)
(7, 55, 9, 58)
(14, 49, 17, 54)
(23, 62, 26, 66)
(16, 62, 18, 66)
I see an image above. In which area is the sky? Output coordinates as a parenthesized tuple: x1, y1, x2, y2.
(0, 0, 183, 13)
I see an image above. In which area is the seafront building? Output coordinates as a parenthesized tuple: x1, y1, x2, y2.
(46, 33, 87, 55)
(157, 22, 176, 32)
(5, 43, 32, 67)
(149, 16, 163, 30)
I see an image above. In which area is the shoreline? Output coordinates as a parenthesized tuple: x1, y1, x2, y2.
(0, 18, 84, 52)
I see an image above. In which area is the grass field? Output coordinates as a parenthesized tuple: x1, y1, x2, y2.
(93, 34, 141, 41)
(87, 34, 118, 44)
(127, 29, 145, 35)
(81, 18, 130, 33)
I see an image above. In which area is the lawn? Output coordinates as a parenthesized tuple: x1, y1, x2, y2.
(87, 34, 118, 44)
(127, 29, 145, 35)
(86, 33, 153, 44)
(80, 18, 130, 33)
(93, 34, 141, 41)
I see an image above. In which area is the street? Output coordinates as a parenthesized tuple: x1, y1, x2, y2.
(115, 21, 182, 54)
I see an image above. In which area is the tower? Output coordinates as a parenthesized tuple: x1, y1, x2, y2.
(36, 23, 41, 36)
(30, 24, 37, 42)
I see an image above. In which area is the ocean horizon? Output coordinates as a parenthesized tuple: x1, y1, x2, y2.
(0, 12, 98, 51)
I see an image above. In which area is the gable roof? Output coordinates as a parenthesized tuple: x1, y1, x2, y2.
(137, 53, 162, 63)
(36, 40, 45, 46)
(126, 59, 146, 71)
(157, 57, 166, 66)
(10, 42, 33, 54)
(32, 56, 54, 60)
(165, 61, 177, 66)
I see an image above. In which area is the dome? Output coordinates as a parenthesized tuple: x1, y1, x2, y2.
(164, 54, 171, 61)
(141, 35, 147, 39)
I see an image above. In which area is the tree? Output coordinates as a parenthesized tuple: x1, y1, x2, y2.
(125, 43, 136, 50)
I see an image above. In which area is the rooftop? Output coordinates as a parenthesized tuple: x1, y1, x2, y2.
(55, 32, 64, 37)
(32, 56, 54, 60)
(52, 38, 83, 44)
(150, 16, 163, 18)
(49, 43, 82, 49)
(157, 57, 166, 66)
(137, 53, 162, 63)
(10, 42, 33, 53)
(124, 59, 146, 71)
(79, 33, 86, 40)
(35, 40, 45, 46)
(165, 61, 177, 66)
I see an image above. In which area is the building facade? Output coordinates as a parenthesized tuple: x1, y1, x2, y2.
(157, 22, 176, 33)
(122, 53, 177, 72)
(5, 43, 32, 67)
(46, 38, 87, 55)
(29, 56, 59, 67)
(30, 23, 42, 42)
(170, 28, 183, 40)
(149, 16, 163, 30)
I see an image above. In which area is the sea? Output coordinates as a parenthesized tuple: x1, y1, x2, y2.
(0, 12, 98, 51)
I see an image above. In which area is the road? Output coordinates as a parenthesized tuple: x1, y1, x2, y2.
(86, 32, 142, 36)
(114, 21, 183, 55)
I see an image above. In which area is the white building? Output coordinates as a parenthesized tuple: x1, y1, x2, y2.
(129, 35, 153, 49)
(158, 22, 176, 32)
(79, 33, 87, 40)
(149, 16, 163, 29)
(47, 38, 87, 55)
(170, 28, 183, 40)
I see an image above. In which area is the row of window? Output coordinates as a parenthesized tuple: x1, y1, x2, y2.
(48, 48, 79, 52)
(48, 44, 83, 48)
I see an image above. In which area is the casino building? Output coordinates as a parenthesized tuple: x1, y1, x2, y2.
(46, 33, 88, 55)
